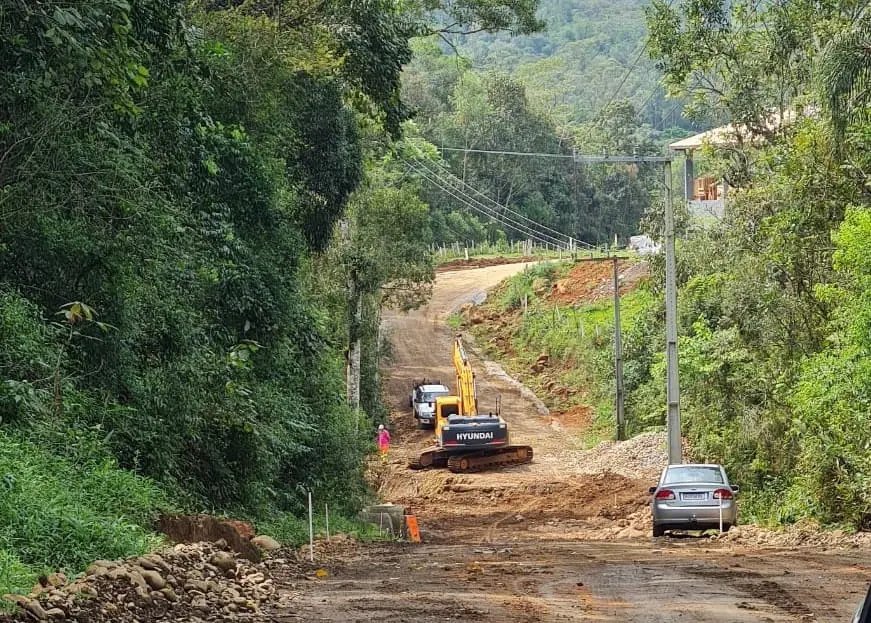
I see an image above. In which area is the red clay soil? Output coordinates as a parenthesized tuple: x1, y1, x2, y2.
(549, 404, 593, 431)
(548, 259, 649, 304)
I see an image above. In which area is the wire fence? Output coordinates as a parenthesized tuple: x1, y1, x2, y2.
(433, 239, 627, 262)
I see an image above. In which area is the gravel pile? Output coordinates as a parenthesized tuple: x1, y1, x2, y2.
(1, 541, 281, 622)
(713, 520, 871, 549)
(573, 432, 669, 479)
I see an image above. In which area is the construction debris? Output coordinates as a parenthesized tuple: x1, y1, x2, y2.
(1, 541, 278, 622)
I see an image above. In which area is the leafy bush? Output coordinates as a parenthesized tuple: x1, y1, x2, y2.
(0, 431, 167, 592)
(0, 549, 37, 602)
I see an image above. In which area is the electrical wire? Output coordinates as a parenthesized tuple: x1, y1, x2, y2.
(407, 158, 586, 249)
(592, 42, 650, 121)
(407, 161, 566, 248)
(435, 147, 574, 159)
(405, 160, 571, 249)
(410, 156, 596, 249)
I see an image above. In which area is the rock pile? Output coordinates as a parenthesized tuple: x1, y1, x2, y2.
(2, 541, 279, 622)
(713, 520, 871, 549)
(573, 432, 670, 480)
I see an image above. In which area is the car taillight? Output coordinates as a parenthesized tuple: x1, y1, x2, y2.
(712, 488, 733, 500)
(655, 489, 675, 500)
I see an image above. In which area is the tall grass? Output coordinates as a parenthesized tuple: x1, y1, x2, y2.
(258, 512, 388, 546)
(0, 550, 36, 597)
(0, 431, 169, 597)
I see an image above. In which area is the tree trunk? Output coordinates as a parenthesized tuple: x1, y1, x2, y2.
(347, 274, 362, 413)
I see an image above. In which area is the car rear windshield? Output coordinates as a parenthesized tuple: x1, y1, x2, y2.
(421, 391, 449, 402)
(663, 466, 724, 484)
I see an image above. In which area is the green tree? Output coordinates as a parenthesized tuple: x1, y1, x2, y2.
(339, 159, 435, 412)
(818, 13, 871, 145)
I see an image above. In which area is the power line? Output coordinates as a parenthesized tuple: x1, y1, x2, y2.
(436, 147, 574, 159)
(412, 156, 596, 249)
(593, 42, 649, 121)
(636, 83, 661, 119)
(406, 160, 566, 248)
(409, 157, 592, 249)
(585, 0, 678, 129)
(431, 147, 670, 163)
(405, 160, 571, 249)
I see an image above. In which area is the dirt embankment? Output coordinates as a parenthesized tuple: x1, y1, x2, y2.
(548, 259, 649, 304)
(461, 259, 650, 420)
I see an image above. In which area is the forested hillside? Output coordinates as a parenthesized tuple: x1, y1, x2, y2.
(0, 0, 537, 597)
(458, 0, 685, 130)
(399, 0, 703, 248)
(401, 46, 663, 246)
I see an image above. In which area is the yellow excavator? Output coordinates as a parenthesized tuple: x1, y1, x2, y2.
(409, 336, 534, 473)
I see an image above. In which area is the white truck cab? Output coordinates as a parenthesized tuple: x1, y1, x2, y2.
(410, 382, 451, 429)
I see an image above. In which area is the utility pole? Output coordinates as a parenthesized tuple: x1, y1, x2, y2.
(612, 257, 625, 441)
(664, 161, 682, 464)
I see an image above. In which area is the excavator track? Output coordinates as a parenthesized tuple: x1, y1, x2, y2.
(446, 445, 534, 473)
(408, 447, 450, 470)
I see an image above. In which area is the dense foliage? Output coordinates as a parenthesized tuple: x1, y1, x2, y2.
(401, 43, 662, 245)
(0, 0, 534, 596)
(618, 0, 871, 526)
(454, 0, 696, 131)
(399, 0, 711, 248)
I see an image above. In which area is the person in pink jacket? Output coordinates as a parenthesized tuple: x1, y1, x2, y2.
(377, 424, 391, 463)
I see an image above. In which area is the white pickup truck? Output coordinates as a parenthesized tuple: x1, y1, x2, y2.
(409, 381, 451, 429)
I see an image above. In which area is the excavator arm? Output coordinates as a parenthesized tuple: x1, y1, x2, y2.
(452, 337, 478, 416)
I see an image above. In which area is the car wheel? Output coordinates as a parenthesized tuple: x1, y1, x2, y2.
(652, 524, 665, 538)
(721, 523, 731, 533)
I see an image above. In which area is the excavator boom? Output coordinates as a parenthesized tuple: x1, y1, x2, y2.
(453, 338, 477, 416)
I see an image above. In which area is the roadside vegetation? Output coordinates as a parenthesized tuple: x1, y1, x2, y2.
(463, 260, 651, 446)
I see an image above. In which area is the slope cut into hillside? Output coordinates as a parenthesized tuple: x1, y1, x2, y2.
(461, 259, 650, 440)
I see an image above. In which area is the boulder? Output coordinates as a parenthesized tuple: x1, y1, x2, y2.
(140, 570, 166, 591)
(209, 551, 236, 572)
(251, 535, 281, 552)
(26, 599, 49, 620)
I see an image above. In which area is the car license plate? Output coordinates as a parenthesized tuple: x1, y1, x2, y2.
(681, 492, 706, 501)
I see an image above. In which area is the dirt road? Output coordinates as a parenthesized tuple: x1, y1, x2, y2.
(278, 263, 871, 622)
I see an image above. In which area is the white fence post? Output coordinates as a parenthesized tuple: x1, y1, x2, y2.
(308, 491, 314, 562)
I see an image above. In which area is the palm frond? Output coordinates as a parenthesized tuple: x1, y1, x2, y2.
(818, 16, 871, 147)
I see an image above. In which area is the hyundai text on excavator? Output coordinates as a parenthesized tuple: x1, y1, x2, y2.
(409, 336, 534, 473)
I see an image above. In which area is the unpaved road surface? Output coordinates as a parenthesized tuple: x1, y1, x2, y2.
(276, 263, 871, 622)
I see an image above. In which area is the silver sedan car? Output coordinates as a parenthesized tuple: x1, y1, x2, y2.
(650, 464, 739, 537)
